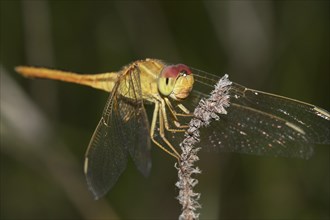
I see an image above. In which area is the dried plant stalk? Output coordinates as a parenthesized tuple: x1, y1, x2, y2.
(176, 74, 232, 220)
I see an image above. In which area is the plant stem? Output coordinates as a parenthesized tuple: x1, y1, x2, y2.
(176, 74, 232, 220)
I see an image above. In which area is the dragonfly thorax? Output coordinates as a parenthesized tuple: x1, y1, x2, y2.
(157, 64, 194, 100)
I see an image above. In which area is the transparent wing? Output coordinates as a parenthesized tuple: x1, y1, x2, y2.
(117, 66, 151, 177)
(177, 68, 330, 159)
(84, 84, 128, 199)
(84, 66, 151, 199)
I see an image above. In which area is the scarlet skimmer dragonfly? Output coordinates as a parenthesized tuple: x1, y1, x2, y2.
(16, 58, 330, 199)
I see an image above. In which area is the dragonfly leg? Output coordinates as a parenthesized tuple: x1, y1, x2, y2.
(150, 101, 180, 160)
(177, 103, 192, 115)
(163, 97, 179, 121)
(163, 98, 194, 130)
(160, 98, 187, 132)
(164, 98, 193, 117)
(158, 104, 181, 158)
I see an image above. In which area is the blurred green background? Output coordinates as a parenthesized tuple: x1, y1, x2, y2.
(1, 1, 329, 220)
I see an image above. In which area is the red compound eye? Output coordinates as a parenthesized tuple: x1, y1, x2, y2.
(161, 64, 192, 78)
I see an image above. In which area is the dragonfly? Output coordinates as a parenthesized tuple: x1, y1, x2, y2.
(16, 58, 330, 199)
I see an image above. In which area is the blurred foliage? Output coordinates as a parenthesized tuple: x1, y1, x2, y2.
(1, 1, 329, 220)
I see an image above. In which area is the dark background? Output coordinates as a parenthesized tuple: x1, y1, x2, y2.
(1, 1, 329, 219)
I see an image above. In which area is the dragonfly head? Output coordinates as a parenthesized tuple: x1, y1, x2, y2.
(158, 64, 194, 100)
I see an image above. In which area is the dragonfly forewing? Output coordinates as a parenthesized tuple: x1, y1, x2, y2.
(198, 103, 314, 159)
(118, 66, 151, 176)
(172, 68, 330, 159)
(84, 109, 128, 199)
(229, 83, 330, 144)
(84, 65, 151, 199)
